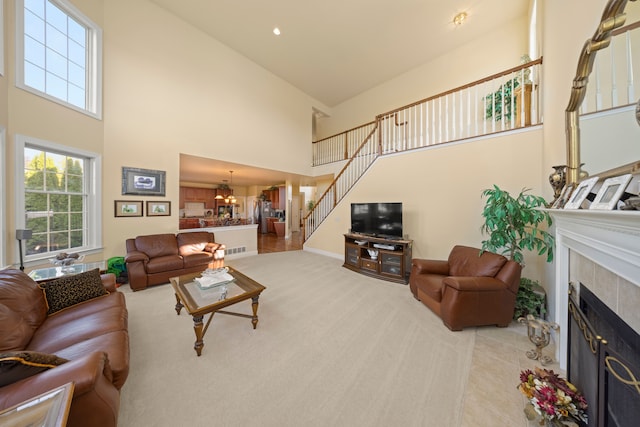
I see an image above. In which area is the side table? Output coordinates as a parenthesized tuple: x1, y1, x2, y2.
(0, 382, 74, 427)
(28, 261, 106, 283)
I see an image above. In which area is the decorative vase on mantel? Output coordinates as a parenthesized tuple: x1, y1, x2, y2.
(548, 165, 567, 201)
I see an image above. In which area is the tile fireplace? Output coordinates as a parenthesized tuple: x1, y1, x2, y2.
(549, 209, 640, 426)
(549, 210, 640, 369)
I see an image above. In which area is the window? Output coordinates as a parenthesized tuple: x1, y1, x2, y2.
(0, 127, 5, 267)
(16, 0, 102, 118)
(15, 135, 102, 262)
(0, 0, 4, 75)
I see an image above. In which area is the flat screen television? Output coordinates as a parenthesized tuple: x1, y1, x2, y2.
(350, 202, 403, 239)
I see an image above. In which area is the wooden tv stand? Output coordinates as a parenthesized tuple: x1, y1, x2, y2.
(343, 233, 413, 284)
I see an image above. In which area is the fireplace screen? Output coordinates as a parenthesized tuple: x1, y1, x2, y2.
(567, 283, 640, 427)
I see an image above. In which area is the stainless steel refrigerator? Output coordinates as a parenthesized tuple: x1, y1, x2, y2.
(257, 200, 274, 233)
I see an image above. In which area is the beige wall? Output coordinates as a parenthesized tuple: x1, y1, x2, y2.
(100, 0, 327, 259)
(305, 128, 547, 281)
(3, 0, 633, 279)
(0, 0, 7, 125)
(306, 0, 631, 286)
(316, 15, 529, 139)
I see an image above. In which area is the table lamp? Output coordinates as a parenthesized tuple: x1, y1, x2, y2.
(16, 229, 33, 271)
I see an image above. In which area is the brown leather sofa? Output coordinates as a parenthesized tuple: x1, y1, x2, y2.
(125, 231, 225, 291)
(409, 245, 522, 331)
(0, 268, 129, 427)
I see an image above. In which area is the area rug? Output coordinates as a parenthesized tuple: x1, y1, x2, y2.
(118, 251, 475, 426)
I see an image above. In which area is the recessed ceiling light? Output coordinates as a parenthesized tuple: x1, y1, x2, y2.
(273, 27, 281, 36)
(453, 12, 467, 26)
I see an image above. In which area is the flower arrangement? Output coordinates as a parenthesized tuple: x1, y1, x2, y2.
(518, 367, 588, 426)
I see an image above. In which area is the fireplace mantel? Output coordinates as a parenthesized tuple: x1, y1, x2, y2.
(548, 209, 640, 369)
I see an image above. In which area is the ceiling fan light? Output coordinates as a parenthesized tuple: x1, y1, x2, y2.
(453, 12, 467, 26)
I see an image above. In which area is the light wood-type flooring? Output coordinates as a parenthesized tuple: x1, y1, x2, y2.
(257, 230, 303, 253)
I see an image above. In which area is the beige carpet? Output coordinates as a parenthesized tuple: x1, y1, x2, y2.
(118, 251, 476, 427)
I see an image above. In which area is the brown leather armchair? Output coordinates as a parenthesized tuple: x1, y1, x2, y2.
(409, 245, 522, 331)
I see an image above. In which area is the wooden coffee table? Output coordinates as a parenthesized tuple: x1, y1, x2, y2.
(169, 267, 266, 356)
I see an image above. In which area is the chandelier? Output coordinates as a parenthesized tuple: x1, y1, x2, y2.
(224, 171, 236, 204)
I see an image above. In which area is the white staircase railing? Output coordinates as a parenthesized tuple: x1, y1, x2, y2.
(304, 125, 378, 240)
(580, 21, 639, 114)
(305, 58, 544, 240)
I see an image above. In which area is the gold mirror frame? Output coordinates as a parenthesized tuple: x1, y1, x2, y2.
(565, 0, 638, 184)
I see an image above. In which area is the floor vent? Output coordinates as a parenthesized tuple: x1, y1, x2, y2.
(226, 246, 246, 255)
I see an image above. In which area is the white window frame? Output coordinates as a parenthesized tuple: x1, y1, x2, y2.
(0, 0, 5, 76)
(0, 126, 6, 268)
(14, 134, 102, 265)
(15, 0, 103, 119)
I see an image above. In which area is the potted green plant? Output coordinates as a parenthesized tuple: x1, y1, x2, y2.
(484, 79, 520, 122)
(307, 200, 315, 211)
(514, 277, 546, 319)
(480, 185, 554, 320)
(484, 54, 533, 122)
(480, 185, 554, 264)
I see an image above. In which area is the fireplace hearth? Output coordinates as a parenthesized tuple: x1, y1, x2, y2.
(568, 283, 640, 427)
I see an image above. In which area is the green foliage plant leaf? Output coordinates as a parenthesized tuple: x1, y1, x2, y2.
(480, 186, 554, 265)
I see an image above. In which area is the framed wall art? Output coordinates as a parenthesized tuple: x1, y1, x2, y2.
(115, 200, 143, 217)
(589, 174, 632, 210)
(122, 167, 166, 196)
(146, 201, 171, 216)
(564, 176, 599, 209)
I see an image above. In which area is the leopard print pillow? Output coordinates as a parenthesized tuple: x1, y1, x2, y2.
(0, 350, 68, 386)
(39, 268, 109, 315)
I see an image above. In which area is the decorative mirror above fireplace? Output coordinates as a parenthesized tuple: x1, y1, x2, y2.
(565, 0, 640, 183)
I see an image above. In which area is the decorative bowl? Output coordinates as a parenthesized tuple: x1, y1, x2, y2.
(367, 249, 379, 260)
(49, 254, 85, 269)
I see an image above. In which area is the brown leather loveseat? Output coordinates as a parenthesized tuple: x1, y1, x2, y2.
(0, 268, 129, 427)
(409, 245, 522, 331)
(125, 231, 225, 291)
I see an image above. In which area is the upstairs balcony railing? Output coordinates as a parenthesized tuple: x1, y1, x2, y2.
(312, 57, 543, 167)
(305, 58, 544, 240)
(580, 20, 639, 114)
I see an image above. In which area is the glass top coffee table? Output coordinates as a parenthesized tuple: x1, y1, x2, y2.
(170, 267, 266, 356)
(28, 261, 106, 283)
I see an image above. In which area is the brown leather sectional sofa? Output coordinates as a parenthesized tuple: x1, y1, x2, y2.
(0, 268, 129, 427)
(125, 231, 225, 291)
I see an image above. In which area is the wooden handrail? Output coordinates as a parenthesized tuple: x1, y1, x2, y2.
(305, 58, 545, 240)
(303, 124, 379, 225)
(312, 120, 376, 144)
(611, 18, 640, 36)
(376, 57, 543, 119)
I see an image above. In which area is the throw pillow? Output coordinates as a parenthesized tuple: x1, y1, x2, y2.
(39, 268, 109, 315)
(0, 351, 68, 387)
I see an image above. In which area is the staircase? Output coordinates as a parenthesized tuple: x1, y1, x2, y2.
(303, 57, 544, 241)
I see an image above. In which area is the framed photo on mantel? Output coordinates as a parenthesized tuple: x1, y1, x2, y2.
(122, 167, 166, 196)
(590, 174, 632, 210)
(564, 176, 599, 209)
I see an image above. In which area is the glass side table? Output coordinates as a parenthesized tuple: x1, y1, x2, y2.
(0, 382, 74, 427)
(28, 261, 106, 283)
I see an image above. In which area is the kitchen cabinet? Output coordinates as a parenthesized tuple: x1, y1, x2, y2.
(267, 217, 278, 233)
(262, 187, 284, 210)
(179, 187, 215, 209)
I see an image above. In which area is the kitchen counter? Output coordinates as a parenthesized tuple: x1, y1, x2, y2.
(273, 221, 286, 237)
(179, 223, 259, 259)
(179, 218, 249, 229)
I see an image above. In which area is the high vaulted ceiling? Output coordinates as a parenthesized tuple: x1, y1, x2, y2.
(158, 0, 530, 187)
(150, 0, 529, 107)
